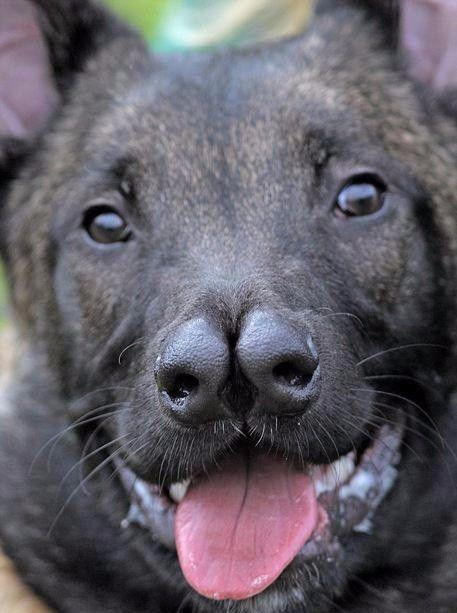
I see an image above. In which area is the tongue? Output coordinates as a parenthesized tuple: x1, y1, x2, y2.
(175, 453, 318, 601)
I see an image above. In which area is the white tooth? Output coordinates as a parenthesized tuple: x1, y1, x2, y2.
(311, 452, 356, 496)
(332, 452, 356, 485)
(313, 468, 335, 496)
(169, 479, 191, 504)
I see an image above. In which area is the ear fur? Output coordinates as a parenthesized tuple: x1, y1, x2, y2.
(400, 0, 457, 92)
(0, 0, 130, 155)
(352, 0, 457, 117)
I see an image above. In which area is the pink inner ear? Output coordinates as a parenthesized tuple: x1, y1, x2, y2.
(401, 0, 457, 90)
(0, 0, 59, 140)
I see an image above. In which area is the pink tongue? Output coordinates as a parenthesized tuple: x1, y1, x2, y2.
(175, 454, 318, 601)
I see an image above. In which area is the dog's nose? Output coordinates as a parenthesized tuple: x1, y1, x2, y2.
(237, 311, 319, 416)
(155, 318, 229, 425)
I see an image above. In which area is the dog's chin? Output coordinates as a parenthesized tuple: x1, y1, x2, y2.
(105, 420, 403, 610)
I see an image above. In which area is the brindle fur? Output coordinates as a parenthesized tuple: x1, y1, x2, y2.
(1, 1, 457, 612)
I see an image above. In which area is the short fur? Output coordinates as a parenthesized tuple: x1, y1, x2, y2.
(1, 1, 457, 612)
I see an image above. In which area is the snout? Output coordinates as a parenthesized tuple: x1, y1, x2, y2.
(154, 310, 319, 425)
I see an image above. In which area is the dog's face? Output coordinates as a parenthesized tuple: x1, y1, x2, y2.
(2, 2, 457, 612)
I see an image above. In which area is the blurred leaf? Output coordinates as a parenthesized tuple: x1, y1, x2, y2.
(103, 0, 169, 39)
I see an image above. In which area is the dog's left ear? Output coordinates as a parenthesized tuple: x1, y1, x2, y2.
(383, 0, 457, 117)
(400, 0, 457, 117)
(400, 0, 457, 92)
(367, 0, 457, 114)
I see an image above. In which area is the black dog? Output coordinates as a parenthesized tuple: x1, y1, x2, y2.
(1, 1, 457, 611)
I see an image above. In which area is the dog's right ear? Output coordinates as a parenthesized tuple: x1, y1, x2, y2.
(0, 1, 57, 152)
(0, 0, 130, 153)
(0, 0, 132, 253)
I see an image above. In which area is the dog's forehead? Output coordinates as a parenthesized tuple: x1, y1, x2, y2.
(130, 102, 321, 244)
(89, 45, 356, 213)
(60, 30, 407, 257)
(93, 37, 347, 154)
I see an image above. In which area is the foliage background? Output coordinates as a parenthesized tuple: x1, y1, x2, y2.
(104, 0, 168, 40)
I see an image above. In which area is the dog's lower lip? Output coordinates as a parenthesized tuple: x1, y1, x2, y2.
(114, 421, 403, 563)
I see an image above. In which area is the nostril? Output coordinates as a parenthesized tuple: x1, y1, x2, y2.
(155, 317, 230, 425)
(166, 373, 199, 402)
(272, 361, 314, 388)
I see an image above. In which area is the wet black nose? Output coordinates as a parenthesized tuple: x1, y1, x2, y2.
(236, 311, 319, 416)
(155, 318, 229, 425)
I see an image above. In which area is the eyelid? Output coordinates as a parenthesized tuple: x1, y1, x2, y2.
(84, 191, 126, 210)
(338, 172, 387, 192)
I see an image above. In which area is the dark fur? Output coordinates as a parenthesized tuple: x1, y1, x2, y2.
(1, 1, 457, 611)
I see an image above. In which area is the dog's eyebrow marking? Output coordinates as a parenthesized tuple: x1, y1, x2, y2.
(102, 156, 139, 203)
(119, 179, 133, 199)
(301, 128, 337, 180)
(110, 156, 136, 181)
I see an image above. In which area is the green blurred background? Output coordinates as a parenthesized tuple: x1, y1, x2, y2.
(0, 265, 6, 328)
(105, 0, 168, 42)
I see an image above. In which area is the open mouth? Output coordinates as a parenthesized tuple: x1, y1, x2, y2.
(115, 422, 403, 602)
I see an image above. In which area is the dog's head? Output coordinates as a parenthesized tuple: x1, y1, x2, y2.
(1, 1, 457, 611)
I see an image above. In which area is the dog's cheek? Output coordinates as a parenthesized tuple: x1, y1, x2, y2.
(54, 256, 123, 351)
(333, 223, 408, 309)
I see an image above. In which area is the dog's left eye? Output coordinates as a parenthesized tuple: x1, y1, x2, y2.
(83, 206, 131, 244)
(335, 176, 386, 217)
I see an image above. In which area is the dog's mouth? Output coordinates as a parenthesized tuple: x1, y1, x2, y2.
(114, 422, 403, 602)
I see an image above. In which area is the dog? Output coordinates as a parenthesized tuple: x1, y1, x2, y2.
(1, 1, 457, 611)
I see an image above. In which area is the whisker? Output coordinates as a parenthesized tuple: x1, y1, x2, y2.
(29, 402, 130, 474)
(368, 401, 457, 482)
(67, 386, 133, 416)
(351, 386, 446, 450)
(369, 400, 445, 447)
(46, 403, 130, 471)
(48, 439, 132, 537)
(322, 310, 365, 330)
(293, 430, 306, 471)
(364, 373, 444, 398)
(337, 412, 424, 468)
(255, 422, 266, 447)
(371, 409, 444, 456)
(77, 414, 121, 494)
(118, 337, 146, 365)
(357, 343, 446, 367)
(57, 433, 129, 493)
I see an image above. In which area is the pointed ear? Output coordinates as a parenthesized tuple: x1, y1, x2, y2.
(400, 0, 457, 91)
(365, 0, 456, 116)
(0, 1, 57, 143)
(0, 0, 128, 155)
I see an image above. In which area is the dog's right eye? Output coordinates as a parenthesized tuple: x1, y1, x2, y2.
(83, 206, 131, 244)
